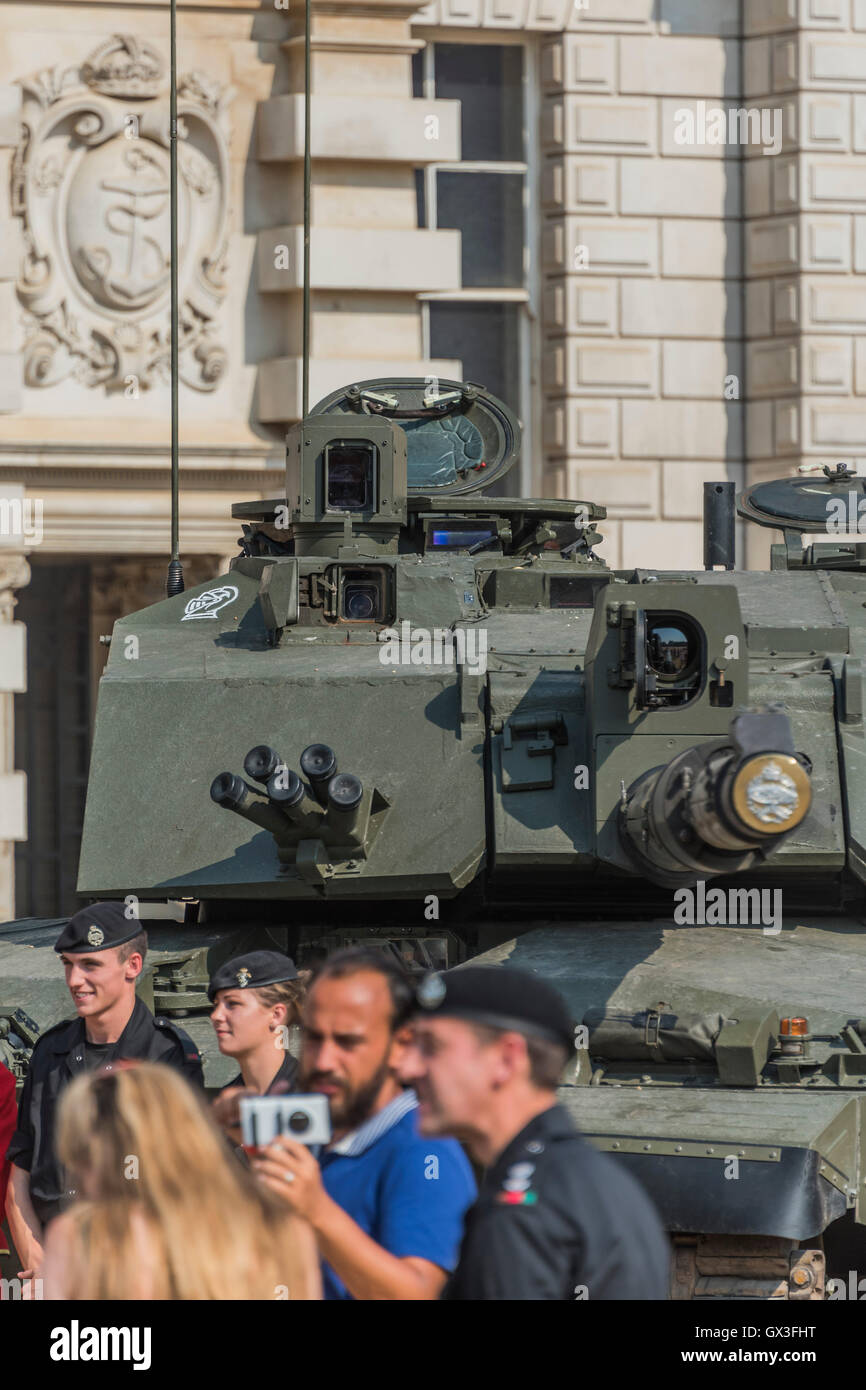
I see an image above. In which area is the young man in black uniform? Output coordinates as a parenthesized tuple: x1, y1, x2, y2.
(399, 965, 671, 1300)
(208, 950, 303, 1096)
(4, 902, 203, 1285)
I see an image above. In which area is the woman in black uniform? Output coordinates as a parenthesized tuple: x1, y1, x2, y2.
(208, 951, 308, 1096)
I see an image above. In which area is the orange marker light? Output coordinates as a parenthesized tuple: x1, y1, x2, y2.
(780, 1017, 809, 1037)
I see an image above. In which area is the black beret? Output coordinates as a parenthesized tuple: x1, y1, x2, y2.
(413, 965, 575, 1052)
(208, 950, 299, 1003)
(55, 902, 144, 955)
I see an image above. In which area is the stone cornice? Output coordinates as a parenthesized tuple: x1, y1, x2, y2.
(0, 0, 566, 24)
(0, 1, 266, 8)
(30, 528, 242, 556)
(0, 467, 281, 489)
(15, 0, 428, 10)
(281, 33, 423, 53)
(289, 0, 432, 16)
(0, 446, 282, 469)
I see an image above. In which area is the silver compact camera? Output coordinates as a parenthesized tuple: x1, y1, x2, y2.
(239, 1093, 332, 1149)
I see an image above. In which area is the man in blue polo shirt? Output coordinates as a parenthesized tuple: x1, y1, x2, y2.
(252, 947, 476, 1300)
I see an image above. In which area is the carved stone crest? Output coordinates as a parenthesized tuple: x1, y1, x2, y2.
(12, 34, 231, 393)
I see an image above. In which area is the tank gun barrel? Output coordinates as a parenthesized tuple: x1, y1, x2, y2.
(620, 709, 812, 886)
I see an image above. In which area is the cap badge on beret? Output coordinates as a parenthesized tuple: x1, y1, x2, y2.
(236, 967, 251, 988)
(86, 925, 105, 948)
(417, 972, 447, 1009)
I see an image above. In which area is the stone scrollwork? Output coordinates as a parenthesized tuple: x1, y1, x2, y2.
(12, 34, 232, 394)
(0, 555, 32, 619)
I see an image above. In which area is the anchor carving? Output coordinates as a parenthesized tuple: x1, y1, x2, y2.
(14, 33, 231, 392)
(78, 147, 171, 309)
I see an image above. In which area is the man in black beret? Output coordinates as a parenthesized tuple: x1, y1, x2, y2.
(399, 964, 670, 1300)
(208, 950, 304, 1099)
(5, 902, 203, 1287)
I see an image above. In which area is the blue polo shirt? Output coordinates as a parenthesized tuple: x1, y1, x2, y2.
(318, 1089, 476, 1301)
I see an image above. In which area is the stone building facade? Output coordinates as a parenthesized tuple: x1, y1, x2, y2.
(0, 0, 864, 919)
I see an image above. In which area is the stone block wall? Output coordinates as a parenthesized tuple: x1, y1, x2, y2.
(538, 10, 744, 568)
(743, 0, 866, 566)
(417, 0, 866, 569)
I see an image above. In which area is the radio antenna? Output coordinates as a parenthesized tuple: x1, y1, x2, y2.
(302, 0, 312, 419)
(166, 0, 184, 597)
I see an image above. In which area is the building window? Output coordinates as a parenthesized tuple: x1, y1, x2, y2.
(413, 41, 537, 495)
(427, 302, 521, 423)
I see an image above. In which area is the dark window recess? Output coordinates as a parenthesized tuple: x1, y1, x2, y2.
(414, 168, 426, 227)
(430, 301, 520, 409)
(412, 48, 424, 99)
(14, 562, 91, 918)
(433, 44, 523, 161)
(430, 302, 520, 499)
(436, 171, 524, 289)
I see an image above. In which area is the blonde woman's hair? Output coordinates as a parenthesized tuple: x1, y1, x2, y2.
(55, 1061, 319, 1300)
(251, 970, 311, 1023)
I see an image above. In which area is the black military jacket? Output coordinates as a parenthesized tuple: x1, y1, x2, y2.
(445, 1103, 670, 1301)
(219, 1049, 299, 1094)
(6, 997, 203, 1227)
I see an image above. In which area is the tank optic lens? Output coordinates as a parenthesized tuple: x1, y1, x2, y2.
(646, 620, 698, 680)
(325, 441, 376, 512)
(343, 582, 379, 622)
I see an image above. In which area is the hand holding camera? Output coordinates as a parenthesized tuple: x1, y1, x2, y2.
(239, 1093, 331, 1152)
(245, 1094, 332, 1222)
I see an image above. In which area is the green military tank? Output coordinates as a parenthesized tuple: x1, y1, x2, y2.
(7, 376, 866, 1299)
